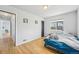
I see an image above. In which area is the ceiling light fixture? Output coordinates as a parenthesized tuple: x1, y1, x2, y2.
(43, 5, 48, 10)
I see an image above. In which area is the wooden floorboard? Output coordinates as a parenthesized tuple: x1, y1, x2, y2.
(0, 37, 15, 54)
(0, 37, 58, 54)
(15, 37, 58, 54)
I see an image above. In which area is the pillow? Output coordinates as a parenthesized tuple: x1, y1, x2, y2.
(51, 33, 59, 40)
(53, 34, 59, 40)
(49, 34, 54, 38)
(45, 34, 53, 39)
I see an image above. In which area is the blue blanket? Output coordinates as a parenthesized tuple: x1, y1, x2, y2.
(44, 38, 79, 54)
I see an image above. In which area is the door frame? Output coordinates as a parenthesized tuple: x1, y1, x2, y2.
(41, 21, 44, 37)
(0, 10, 16, 46)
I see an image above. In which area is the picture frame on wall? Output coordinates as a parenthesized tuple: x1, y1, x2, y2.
(23, 18, 28, 23)
(35, 20, 38, 24)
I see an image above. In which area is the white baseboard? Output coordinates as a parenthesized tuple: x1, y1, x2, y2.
(16, 36, 41, 46)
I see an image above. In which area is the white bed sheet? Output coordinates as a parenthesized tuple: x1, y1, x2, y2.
(58, 34, 79, 50)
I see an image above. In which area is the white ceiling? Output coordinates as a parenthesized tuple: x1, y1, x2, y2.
(11, 5, 79, 18)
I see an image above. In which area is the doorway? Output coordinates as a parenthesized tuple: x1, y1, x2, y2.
(0, 19, 11, 39)
(41, 21, 44, 37)
(0, 10, 16, 53)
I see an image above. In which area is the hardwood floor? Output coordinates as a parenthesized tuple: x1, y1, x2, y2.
(0, 37, 58, 54)
(15, 37, 58, 54)
(0, 37, 15, 54)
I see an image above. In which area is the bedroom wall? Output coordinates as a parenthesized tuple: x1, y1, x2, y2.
(44, 11, 77, 36)
(77, 8, 79, 37)
(0, 5, 44, 46)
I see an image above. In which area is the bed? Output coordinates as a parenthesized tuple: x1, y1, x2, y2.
(44, 32, 79, 54)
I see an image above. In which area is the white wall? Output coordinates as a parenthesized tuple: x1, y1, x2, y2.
(0, 5, 44, 46)
(44, 11, 77, 36)
(77, 8, 79, 36)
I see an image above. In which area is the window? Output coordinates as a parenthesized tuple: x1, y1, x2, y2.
(57, 21, 63, 30)
(50, 20, 63, 31)
(50, 22, 57, 30)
